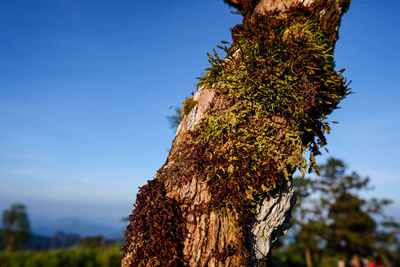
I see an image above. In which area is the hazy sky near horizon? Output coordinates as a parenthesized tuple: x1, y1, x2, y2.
(1, 0, 399, 228)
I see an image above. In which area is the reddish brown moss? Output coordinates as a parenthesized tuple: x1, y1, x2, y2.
(123, 179, 186, 266)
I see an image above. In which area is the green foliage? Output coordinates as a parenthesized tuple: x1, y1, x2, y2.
(287, 157, 400, 266)
(291, 177, 326, 267)
(272, 243, 307, 267)
(317, 256, 341, 267)
(1, 204, 31, 251)
(0, 245, 122, 267)
(77, 236, 105, 249)
(315, 158, 378, 257)
(181, 96, 197, 117)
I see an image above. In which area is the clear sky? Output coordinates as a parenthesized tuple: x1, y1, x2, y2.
(0, 0, 399, 230)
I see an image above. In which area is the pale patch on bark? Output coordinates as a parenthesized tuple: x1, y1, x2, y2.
(254, 0, 316, 15)
(249, 181, 296, 266)
(175, 88, 215, 137)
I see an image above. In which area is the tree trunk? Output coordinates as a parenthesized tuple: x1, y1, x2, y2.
(351, 254, 361, 267)
(122, 0, 351, 266)
(305, 246, 313, 267)
(338, 257, 346, 267)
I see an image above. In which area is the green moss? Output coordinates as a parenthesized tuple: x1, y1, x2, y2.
(195, 11, 349, 203)
(189, 7, 349, 252)
(182, 96, 197, 117)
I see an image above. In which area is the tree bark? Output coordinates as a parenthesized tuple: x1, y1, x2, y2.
(305, 246, 313, 267)
(122, 1, 351, 266)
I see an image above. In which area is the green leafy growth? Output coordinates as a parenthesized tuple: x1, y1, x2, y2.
(193, 7, 350, 212)
(182, 96, 197, 117)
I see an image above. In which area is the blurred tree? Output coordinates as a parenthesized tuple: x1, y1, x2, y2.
(280, 157, 400, 267)
(78, 236, 105, 249)
(167, 107, 182, 130)
(316, 159, 377, 264)
(292, 177, 326, 267)
(306, 158, 397, 266)
(1, 203, 31, 250)
(374, 220, 400, 265)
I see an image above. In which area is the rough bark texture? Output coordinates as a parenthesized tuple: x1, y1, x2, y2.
(122, 1, 351, 266)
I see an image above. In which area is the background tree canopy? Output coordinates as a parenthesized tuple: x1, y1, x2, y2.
(1, 203, 31, 251)
(285, 157, 400, 267)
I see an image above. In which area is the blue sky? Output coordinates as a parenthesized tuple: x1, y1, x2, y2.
(0, 0, 399, 231)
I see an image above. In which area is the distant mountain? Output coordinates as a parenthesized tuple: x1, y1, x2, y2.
(0, 231, 81, 250)
(30, 215, 125, 239)
(28, 232, 81, 250)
